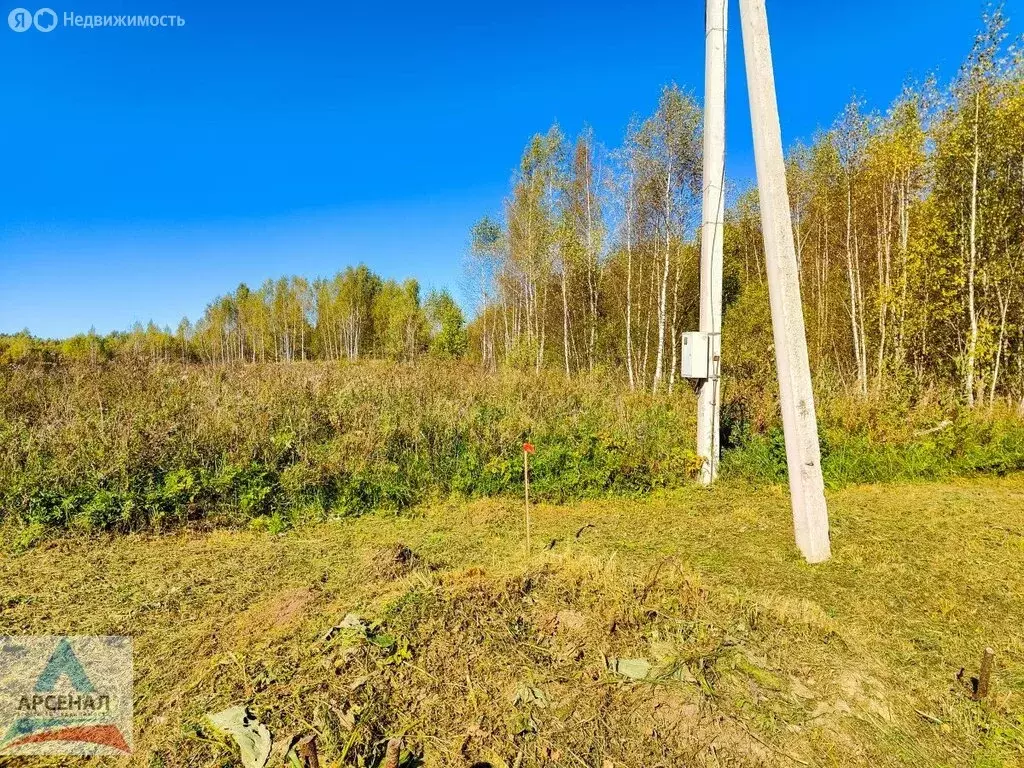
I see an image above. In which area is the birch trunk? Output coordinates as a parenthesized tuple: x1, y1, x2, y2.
(845, 177, 865, 393)
(625, 188, 636, 389)
(561, 255, 571, 376)
(965, 92, 981, 407)
(652, 169, 673, 393)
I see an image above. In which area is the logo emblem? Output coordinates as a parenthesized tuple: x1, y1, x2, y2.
(7, 7, 32, 31)
(0, 637, 133, 756)
(33, 7, 56, 31)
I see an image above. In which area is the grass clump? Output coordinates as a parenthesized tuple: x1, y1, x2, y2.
(719, 391, 1024, 486)
(0, 361, 699, 534)
(3, 360, 1024, 537)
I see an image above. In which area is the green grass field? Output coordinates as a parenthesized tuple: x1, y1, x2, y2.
(5, 362, 1024, 544)
(2, 476, 1022, 767)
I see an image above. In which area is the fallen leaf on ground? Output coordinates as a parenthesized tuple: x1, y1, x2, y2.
(206, 705, 272, 768)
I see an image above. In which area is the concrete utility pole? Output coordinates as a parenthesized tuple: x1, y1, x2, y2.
(738, 0, 831, 563)
(697, 0, 728, 485)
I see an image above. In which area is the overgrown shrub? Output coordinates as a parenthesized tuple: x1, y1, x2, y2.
(718, 390, 1024, 485)
(0, 361, 700, 533)
(2, 360, 1022, 536)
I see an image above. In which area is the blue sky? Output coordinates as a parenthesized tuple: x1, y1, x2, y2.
(1, 0, 1019, 338)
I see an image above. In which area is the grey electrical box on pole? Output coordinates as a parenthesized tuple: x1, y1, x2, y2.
(695, 0, 728, 486)
(739, 0, 832, 563)
(681, 332, 710, 379)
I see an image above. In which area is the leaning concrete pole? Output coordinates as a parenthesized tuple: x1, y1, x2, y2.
(738, 0, 831, 563)
(697, 0, 728, 485)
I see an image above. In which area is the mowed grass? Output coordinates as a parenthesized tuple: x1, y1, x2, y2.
(1, 477, 1023, 767)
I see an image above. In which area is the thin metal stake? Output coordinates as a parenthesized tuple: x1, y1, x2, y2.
(524, 451, 531, 555)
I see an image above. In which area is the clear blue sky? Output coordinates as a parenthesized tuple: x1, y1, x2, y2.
(1, 0, 1019, 338)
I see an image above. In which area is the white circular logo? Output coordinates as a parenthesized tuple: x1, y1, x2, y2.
(8, 7, 33, 31)
(33, 7, 57, 31)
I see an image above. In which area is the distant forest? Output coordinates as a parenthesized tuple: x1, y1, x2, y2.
(3, 10, 1022, 408)
(1, 272, 470, 366)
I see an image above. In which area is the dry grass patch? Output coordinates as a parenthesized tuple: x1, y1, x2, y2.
(1, 477, 1022, 766)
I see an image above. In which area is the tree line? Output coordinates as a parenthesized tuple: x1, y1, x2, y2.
(464, 86, 704, 395)
(464, 9, 1024, 406)
(0, 268, 468, 365)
